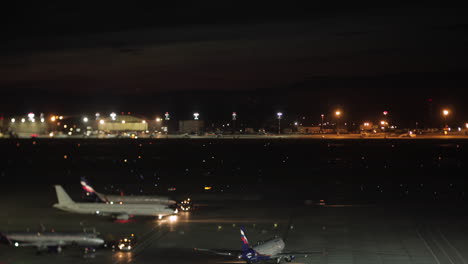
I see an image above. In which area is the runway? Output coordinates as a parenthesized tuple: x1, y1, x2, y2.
(1, 188, 468, 263)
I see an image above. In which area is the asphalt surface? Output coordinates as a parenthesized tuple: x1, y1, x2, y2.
(4, 133, 468, 140)
(1, 188, 468, 264)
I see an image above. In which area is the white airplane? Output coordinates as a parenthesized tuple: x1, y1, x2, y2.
(53, 185, 176, 220)
(195, 227, 322, 263)
(1, 231, 104, 253)
(80, 177, 178, 206)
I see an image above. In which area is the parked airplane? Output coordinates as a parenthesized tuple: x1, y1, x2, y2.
(195, 227, 321, 263)
(0, 231, 104, 253)
(80, 177, 178, 206)
(53, 185, 176, 220)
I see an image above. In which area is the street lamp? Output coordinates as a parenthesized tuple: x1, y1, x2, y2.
(443, 109, 449, 131)
(380, 121, 388, 137)
(382, 111, 389, 138)
(232, 112, 237, 134)
(83, 117, 89, 123)
(27, 113, 35, 122)
(320, 114, 324, 133)
(335, 111, 341, 135)
(277, 112, 283, 134)
(193, 112, 200, 135)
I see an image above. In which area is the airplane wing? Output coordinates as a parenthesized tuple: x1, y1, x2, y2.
(194, 248, 241, 257)
(274, 250, 326, 258)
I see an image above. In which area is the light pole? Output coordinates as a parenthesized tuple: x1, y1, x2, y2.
(443, 109, 449, 127)
(320, 114, 324, 133)
(335, 111, 341, 135)
(232, 112, 237, 134)
(277, 112, 283, 135)
(443, 109, 449, 134)
(164, 112, 170, 135)
(155, 117, 162, 134)
(383, 111, 388, 138)
(193, 112, 200, 135)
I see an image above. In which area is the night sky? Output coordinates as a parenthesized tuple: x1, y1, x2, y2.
(1, 4, 468, 125)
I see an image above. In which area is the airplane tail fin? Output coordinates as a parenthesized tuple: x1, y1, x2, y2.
(240, 226, 250, 252)
(80, 177, 97, 194)
(54, 185, 75, 205)
(0, 232, 11, 245)
(80, 177, 106, 203)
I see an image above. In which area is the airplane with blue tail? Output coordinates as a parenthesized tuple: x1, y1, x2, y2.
(195, 226, 323, 263)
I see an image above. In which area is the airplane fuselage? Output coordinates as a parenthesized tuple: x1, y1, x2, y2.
(245, 238, 286, 262)
(5, 232, 104, 248)
(53, 202, 174, 217)
(101, 194, 177, 205)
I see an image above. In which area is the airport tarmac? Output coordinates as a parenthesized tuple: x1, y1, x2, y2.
(1, 188, 468, 264)
(4, 133, 468, 140)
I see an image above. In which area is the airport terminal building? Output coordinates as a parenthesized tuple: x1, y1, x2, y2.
(98, 115, 148, 132)
(179, 120, 204, 134)
(7, 115, 49, 137)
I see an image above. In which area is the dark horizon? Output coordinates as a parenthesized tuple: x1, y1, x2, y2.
(2, 4, 468, 127)
(2, 71, 468, 128)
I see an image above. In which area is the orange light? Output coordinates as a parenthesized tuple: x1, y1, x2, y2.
(204, 186, 212, 190)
